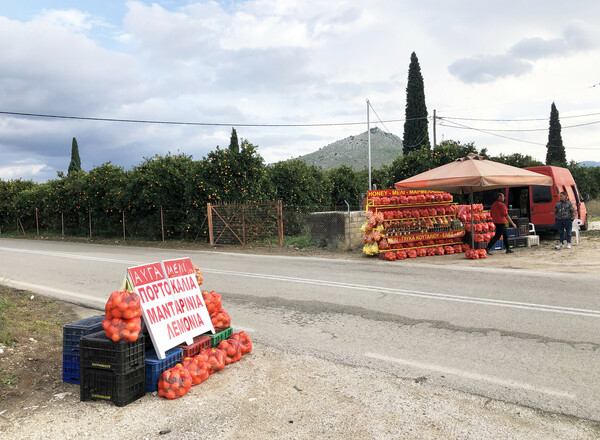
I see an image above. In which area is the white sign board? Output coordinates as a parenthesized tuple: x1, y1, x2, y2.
(127, 259, 214, 359)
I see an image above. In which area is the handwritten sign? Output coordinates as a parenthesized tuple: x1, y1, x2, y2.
(127, 259, 214, 359)
(387, 229, 465, 244)
(367, 189, 444, 197)
(162, 257, 214, 344)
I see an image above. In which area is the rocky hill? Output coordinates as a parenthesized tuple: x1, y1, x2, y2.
(294, 127, 403, 170)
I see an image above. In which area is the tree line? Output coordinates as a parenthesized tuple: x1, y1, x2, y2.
(2, 132, 598, 237)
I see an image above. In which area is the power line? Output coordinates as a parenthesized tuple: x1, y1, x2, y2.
(367, 101, 393, 134)
(440, 119, 600, 151)
(438, 117, 600, 132)
(0, 110, 429, 127)
(441, 111, 600, 122)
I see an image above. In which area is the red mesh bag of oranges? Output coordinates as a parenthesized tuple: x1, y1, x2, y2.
(231, 331, 252, 355)
(193, 265, 204, 286)
(196, 348, 225, 375)
(210, 309, 231, 332)
(181, 356, 210, 385)
(158, 364, 193, 400)
(202, 290, 222, 316)
(105, 290, 142, 320)
(217, 338, 242, 365)
(101, 317, 141, 342)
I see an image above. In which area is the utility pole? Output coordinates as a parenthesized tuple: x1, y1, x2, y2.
(367, 99, 372, 191)
(433, 109, 437, 148)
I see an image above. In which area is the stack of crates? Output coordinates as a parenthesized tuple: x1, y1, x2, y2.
(515, 218, 530, 237)
(62, 316, 105, 384)
(79, 331, 146, 407)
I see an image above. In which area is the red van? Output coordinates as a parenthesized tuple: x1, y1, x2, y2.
(482, 166, 588, 232)
(504, 166, 588, 232)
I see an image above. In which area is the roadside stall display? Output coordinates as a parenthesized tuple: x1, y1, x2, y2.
(363, 189, 467, 259)
(65, 256, 253, 406)
(126, 258, 215, 359)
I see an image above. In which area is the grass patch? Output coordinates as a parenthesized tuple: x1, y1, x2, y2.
(0, 285, 79, 396)
(282, 235, 318, 248)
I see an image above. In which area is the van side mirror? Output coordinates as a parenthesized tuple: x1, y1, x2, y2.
(583, 194, 590, 202)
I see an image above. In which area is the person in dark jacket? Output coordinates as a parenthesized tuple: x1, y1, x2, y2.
(486, 192, 516, 255)
(554, 191, 575, 249)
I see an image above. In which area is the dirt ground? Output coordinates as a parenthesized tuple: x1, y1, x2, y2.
(0, 228, 599, 439)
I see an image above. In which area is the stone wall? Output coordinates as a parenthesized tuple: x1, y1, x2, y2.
(308, 210, 365, 251)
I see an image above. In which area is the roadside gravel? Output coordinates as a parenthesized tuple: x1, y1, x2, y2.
(1, 341, 598, 440)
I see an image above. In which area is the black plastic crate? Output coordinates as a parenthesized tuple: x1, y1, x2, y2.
(62, 354, 80, 384)
(80, 365, 145, 407)
(508, 208, 521, 218)
(145, 348, 183, 393)
(514, 217, 529, 227)
(142, 327, 153, 352)
(507, 237, 528, 248)
(80, 331, 145, 374)
(518, 224, 529, 237)
(63, 316, 105, 355)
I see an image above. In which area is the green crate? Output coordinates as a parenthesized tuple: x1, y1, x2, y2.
(204, 327, 232, 347)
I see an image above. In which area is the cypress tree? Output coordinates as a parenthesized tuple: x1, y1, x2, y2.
(403, 52, 430, 154)
(228, 127, 239, 154)
(68, 137, 82, 175)
(545, 102, 567, 166)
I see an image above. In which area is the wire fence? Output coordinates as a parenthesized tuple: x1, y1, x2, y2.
(0, 201, 364, 248)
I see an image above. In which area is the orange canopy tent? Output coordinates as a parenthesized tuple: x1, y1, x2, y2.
(395, 153, 553, 247)
(395, 153, 552, 194)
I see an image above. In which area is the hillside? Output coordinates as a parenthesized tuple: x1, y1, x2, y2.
(294, 127, 403, 170)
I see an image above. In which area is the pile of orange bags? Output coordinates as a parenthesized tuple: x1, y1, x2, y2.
(157, 364, 193, 400)
(102, 290, 142, 342)
(202, 290, 222, 315)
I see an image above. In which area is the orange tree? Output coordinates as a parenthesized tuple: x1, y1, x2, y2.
(0, 179, 36, 232)
(125, 153, 194, 240)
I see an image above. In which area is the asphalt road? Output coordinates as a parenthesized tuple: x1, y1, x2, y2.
(1, 238, 599, 422)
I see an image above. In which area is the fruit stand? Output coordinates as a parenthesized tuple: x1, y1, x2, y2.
(362, 189, 467, 260)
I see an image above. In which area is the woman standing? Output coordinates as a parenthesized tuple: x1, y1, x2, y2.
(554, 191, 575, 249)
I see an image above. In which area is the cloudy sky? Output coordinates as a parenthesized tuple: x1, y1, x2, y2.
(1, 0, 600, 182)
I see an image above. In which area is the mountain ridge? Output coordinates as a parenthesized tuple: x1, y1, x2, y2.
(293, 127, 403, 170)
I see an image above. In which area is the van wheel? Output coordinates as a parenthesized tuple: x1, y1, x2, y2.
(581, 215, 588, 231)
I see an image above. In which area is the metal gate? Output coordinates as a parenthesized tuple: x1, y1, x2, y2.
(207, 201, 283, 246)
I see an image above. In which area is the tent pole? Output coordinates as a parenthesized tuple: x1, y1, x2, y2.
(470, 190, 474, 249)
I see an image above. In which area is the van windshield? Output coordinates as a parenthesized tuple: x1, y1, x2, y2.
(532, 185, 552, 204)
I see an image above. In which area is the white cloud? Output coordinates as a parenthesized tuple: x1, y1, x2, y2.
(1, 1, 600, 181)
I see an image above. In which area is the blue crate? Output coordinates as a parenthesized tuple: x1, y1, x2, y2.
(491, 239, 504, 250)
(506, 227, 518, 238)
(145, 348, 183, 393)
(63, 353, 80, 384)
(63, 315, 105, 355)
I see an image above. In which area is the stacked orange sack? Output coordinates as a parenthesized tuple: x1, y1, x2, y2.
(193, 265, 204, 286)
(102, 290, 142, 342)
(202, 290, 222, 315)
(181, 356, 210, 385)
(231, 331, 252, 355)
(217, 338, 242, 365)
(158, 364, 193, 400)
(210, 309, 231, 332)
(196, 347, 225, 375)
